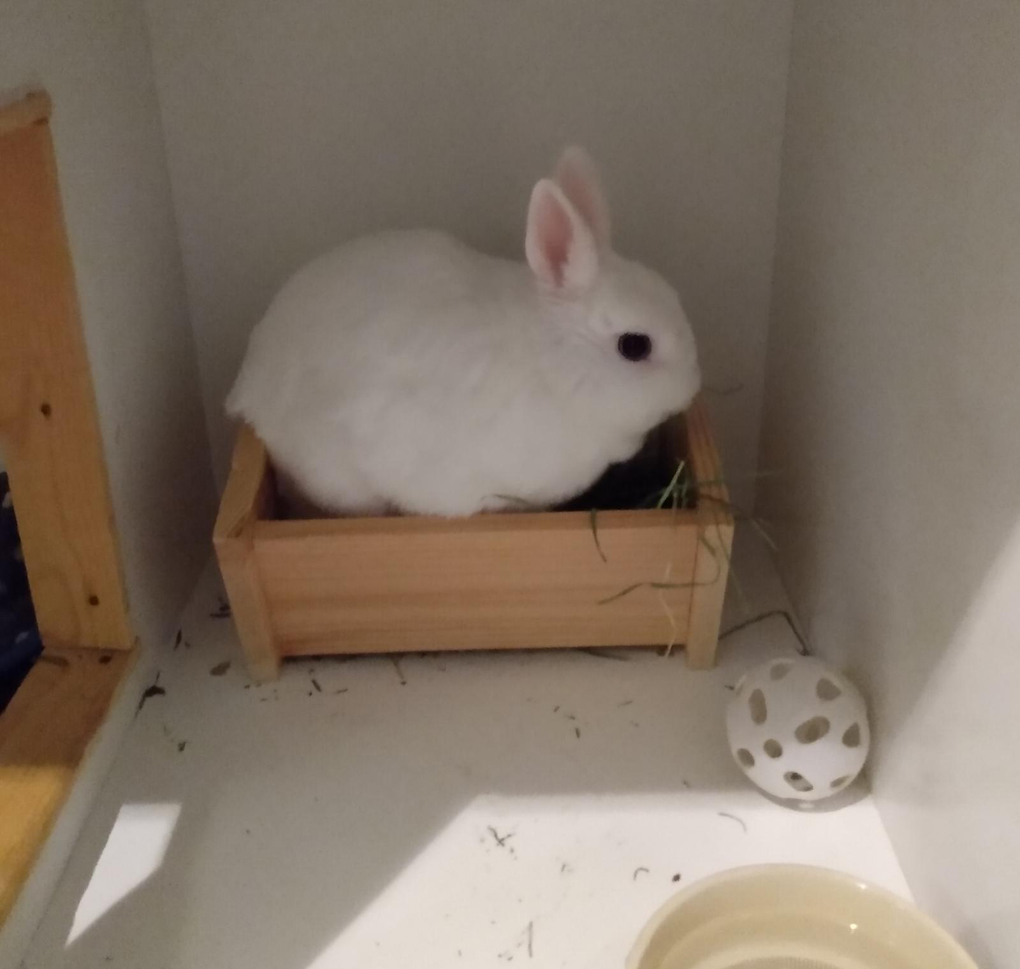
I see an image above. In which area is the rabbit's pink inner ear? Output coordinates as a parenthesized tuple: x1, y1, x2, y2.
(526, 180, 598, 292)
(527, 183, 572, 286)
(555, 147, 610, 249)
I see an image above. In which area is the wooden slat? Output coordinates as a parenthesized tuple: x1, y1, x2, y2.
(213, 426, 280, 681)
(0, 98, 133, 650)
(684, 398, 734, 668)
(255, 511, 699, 655)
(0, 648, 134, 925)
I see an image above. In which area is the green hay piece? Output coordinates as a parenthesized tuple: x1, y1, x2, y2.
(655, 459, 687, 509)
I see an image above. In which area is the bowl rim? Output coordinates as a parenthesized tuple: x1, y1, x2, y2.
(625, 863, 978, 969)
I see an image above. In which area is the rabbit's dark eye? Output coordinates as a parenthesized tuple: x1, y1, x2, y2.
(617, 332, 652, 362)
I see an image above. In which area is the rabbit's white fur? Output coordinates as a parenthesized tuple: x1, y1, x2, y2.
(227, 148, 700, 516)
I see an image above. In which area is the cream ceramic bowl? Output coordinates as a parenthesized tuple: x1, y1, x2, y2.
(626, 865, 978, 969)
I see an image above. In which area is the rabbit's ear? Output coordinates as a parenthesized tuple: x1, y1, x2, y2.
(554, 147, 610, 250)
(525, 179, 599, 292)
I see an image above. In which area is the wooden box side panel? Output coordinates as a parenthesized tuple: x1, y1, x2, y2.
(254, 514, 699, 655)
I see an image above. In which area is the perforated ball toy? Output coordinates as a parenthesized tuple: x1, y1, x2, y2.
(725, 656, 870, 802)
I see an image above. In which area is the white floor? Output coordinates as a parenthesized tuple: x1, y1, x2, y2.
(21, 534, 908, 969)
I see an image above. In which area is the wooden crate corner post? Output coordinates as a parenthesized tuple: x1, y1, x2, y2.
(212, 425, 280, 681)
(683, 398, 735, 669)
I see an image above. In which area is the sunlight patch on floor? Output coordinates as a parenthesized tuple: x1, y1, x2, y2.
(66, 803, 181, 945)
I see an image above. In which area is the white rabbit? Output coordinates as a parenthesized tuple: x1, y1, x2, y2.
(227, 147, 700, 517)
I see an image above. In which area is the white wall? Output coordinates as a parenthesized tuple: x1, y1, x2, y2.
(144, 0, 793, 505)
(0, 2, 215, 653)
(760, 4, 1020, 965)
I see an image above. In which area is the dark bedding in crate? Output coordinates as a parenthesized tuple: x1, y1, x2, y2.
(557, 421, 695, 512)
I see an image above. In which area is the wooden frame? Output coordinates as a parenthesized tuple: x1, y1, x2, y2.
(0, 92, 136, 927)
(0, 91, 132, 651)
(215, 397, 733, 681)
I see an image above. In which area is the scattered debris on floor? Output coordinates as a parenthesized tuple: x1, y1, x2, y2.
(487, 826, 514, 849)
(672, 873, 681, 882)
(137, 672, 166, 713)
(209, 660, 231, 676)
(718, 811, 748, 833)
(160, 722, 190, 754)
(633, 866, 650, 880)
(311, 678, 322, 692)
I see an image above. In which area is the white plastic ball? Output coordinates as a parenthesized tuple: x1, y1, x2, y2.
(725, 655, 870, 802)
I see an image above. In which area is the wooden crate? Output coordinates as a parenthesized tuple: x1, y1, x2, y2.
(213, 397, 733, 681)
